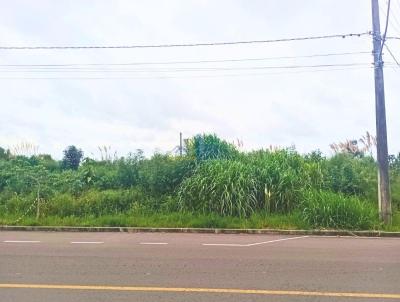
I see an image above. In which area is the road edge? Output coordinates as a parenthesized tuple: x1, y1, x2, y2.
(0, 225, 399, 237)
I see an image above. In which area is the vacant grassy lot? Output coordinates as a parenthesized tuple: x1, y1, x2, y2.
(1, 134, 399, 230)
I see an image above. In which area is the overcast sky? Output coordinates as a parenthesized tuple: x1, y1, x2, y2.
(0, 0, 399, 159)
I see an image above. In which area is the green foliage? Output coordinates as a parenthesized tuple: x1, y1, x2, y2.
(43, 189, 142, 217)
(179, 149, 322, 217)
(244, 149, 324, 212)
(322, 153, 377, 199)
(0, 147, 11, 160)
(1, 132, 399, 231)
(0, 210, 311, 230)
(178, 160, 260, 217)
(116, 150, 144, 188)
(301, 190, 377, 229)
(139, 153, 195, 196)
(186, 134, 238, 161)
(62, 145, 83, 170)
(390, 153, 400, 210)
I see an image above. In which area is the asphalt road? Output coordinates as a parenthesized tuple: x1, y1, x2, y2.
(0, 231, 399, 302)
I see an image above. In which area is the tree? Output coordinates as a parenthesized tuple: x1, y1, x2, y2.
(185, 134, 238, 161)
(62, 146, 83, 170)
(0, 147, 11, 160)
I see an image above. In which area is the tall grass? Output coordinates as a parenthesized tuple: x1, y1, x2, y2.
(178, 149, 321, 217)
(0, 211, 310, 229)
(301, 190, 378, 230)
(244, 149, 323, 212)
(178, 160, 259, 217)
(1, 134, 398, 230)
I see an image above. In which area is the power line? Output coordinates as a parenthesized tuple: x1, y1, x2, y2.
(384, 44, 400, 67)
(393, 0, 400, 11)
(389, 12, 400, 34)
(390, 0, 400, 24)
(379, 0, 391, 60)
(0, 63, 373, 73)
(0, 51, 373, 68)
(383, 0, 400, 36)
(381, 1, 400, 35)
(0, 65, 374, 80)
(0, 32, 370, 50)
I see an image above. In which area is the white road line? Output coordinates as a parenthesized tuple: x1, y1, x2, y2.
(308, 235, 394, 239)
(202, 235, 309, 247)
(70, 241, 104, 244)
(246, 235, 309, 246)
(202, 243, 245, 247)
(3, 240, 41, 243)
(140, 242, 168, 245)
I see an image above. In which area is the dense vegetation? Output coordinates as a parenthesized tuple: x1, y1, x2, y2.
(1, 134, 400, 230)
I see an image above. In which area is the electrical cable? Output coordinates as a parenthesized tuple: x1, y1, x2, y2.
(0, 32, 370, 50)
(0, 51, 373, 68)
(380, 0, 392, 60)
(0, 63, 373, 73)
(384, 44, 400, 67)
(0, 66, 374, 80)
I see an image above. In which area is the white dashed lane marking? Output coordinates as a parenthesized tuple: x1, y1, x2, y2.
(70, 241, 104, 244)
(2, 240, 41, 243)
(140, 242, 168, 245)
(202, 236, 309, 247)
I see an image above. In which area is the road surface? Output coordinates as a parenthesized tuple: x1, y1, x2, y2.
(0, 231, 399, 301)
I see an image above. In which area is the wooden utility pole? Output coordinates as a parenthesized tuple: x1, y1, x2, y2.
(371, 0, 392, 224)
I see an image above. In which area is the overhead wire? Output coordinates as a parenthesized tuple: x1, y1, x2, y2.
(0, 65, 375, 80)
(391, 0, 400, 23)
(0, 30, 382, 80)
(389, 11, 400, 34)
(0, 63, 374, 74)
(379, 0, 391, 61)
(382, 1, 400, 36)
(384, 44, 400, 67)
(0, 51, 373, 68)
(0, 32, 370, 50)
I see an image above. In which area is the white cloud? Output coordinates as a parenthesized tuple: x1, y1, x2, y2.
(0, 0, 399, 159)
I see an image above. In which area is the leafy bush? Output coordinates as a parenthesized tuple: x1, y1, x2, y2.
(139, 154, 195, 196)
(115, 151, 144, 188)
(185, 134, 238, 161)
(322, 154, 376, 199)
(61, 146, 83, 170)
(301, 190, 377, 229)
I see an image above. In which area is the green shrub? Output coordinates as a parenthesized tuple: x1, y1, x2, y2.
(115, 151, 144, 188)
(44, 189, 144, 217)
(301, 190, 377, 229)
(139, 154, 195, 196)
(0, 192, 35, 215)
(185, 134, 238, 161)
(322, 154, 376, 199)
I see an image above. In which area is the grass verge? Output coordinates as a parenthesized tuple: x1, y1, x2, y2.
(1, 210, 399, 231)
(0, 211, 310, 229)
